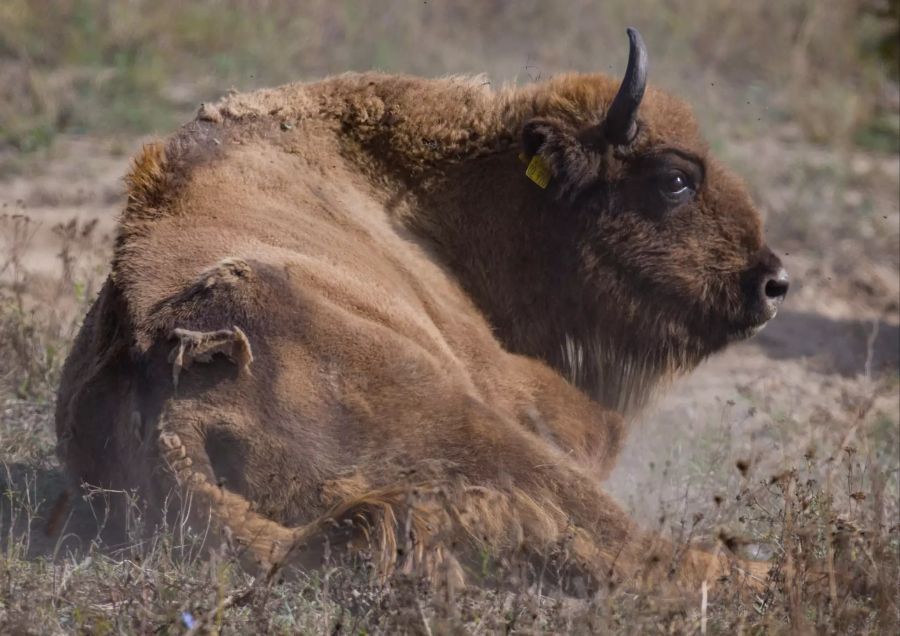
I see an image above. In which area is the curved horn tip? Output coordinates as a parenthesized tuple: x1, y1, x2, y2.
(625, 27, 644, 47)
(603, 26, 649, 145)
(622, 27, 648, 103)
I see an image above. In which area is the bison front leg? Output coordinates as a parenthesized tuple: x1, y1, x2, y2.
(391, 400, 768, 594)
(535, 468, 769, 593)
(491, 469, 767, 595)
(296, 400, 769, 594)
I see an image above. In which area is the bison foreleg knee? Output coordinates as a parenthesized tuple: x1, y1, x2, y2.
(168, 326, 253, 389)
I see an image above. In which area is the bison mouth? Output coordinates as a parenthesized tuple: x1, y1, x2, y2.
(728, 262, 790, 342)
(727, 320, 771, 344)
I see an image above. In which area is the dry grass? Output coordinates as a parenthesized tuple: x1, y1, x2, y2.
(0, 1, 898, 633)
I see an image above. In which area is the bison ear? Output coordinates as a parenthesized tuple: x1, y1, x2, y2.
(521, 118, 600, 201)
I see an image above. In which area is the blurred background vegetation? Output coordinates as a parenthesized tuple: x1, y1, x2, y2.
(1, 0, 898, 155)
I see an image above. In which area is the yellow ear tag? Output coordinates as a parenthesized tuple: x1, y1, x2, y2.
(525, 154, 552, 189)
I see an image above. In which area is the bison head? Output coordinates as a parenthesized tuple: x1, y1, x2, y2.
(514, 29, 788, 410)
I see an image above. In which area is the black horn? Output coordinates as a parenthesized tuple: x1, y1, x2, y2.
(604, 27, 648, 145)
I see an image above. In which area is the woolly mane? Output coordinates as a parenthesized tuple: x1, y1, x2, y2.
(126, 72, 695, 193)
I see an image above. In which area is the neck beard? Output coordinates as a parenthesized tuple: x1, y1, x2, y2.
(559, 330, 704, 418)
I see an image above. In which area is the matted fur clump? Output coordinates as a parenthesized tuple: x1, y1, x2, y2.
(56, 33, 786, 593)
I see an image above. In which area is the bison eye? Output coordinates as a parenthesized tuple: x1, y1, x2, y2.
(666, 174, 686, 192)
(657, 170, 694, 204)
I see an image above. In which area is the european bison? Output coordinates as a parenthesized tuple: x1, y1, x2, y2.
(56, 29, 787, 592)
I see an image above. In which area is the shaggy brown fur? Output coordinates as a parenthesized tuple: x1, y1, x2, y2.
(56, 70, 782, 593)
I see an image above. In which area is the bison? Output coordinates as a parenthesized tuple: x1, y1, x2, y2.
(56, 29, 787, 593)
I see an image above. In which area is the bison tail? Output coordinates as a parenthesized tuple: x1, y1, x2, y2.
(158, 431, 299, 574)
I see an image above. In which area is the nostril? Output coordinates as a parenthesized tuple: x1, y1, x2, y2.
(765, 278, 788, 300)
(763, 268, 790, 301)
